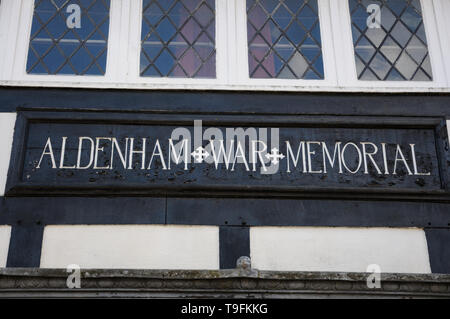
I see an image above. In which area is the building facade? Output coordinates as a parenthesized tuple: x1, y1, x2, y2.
(0, 0, 449, 297)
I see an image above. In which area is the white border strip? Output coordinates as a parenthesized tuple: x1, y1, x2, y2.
(0, 113, 16, 197)
(0, 226, 11, 267)
(1, 80, 450, 93)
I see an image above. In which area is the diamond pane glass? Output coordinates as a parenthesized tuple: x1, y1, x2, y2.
(27, 0, 110, 75)
(247, 0, 324, 80)
(349, 0, 433, 81)
(141, 0, 216, 78)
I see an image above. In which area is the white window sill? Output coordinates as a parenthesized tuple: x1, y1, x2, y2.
(1, 80, 450, 94)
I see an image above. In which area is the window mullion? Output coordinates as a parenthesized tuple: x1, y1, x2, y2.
(216, 0, 229, 84)
(104, 0, 125, 81)
(1, 0, 29, 81)
(127, 0, 143, 82)
(331, 0, 358, 87)
(430, 0, 450, 87)
(420, 0, 446, 86)
(317, 0, 338, 86)
(234, 0, 249, 84)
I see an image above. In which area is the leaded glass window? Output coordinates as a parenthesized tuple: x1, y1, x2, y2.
(349, 0, 433, 81)
(246, 0, 324, 80)
(140, 0, 216, 78)
(26, 0, 110, 75)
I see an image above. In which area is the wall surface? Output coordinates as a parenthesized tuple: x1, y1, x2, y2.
(0, 88, 448, 273)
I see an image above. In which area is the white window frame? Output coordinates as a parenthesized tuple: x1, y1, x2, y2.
(0, 0, 449, 92)
(1, 0, 121, 85)
(432, 0, 450, 87)
(124, 0, 229, 86)
(331, 0, 448, 90)
(233, 0, 338, 88)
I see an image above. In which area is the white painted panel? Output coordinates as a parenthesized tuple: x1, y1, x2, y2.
(0, 113, 16, 196)
(0, 226, 11, 267)
(251, 227, 431, 274)
(40, 225, 219, 269)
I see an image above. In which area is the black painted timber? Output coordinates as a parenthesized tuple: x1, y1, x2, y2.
(425, 229, 450, 274)
(6, 225, 44, 268)
(0, 87, 449, 116)
(0, 196, 449, 228)
(219, 226, 250, 269)
(5, 111, 450, 201)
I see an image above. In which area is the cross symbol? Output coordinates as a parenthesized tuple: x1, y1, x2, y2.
(191, 147, 209, 163)
(265, 147, 285, 165)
